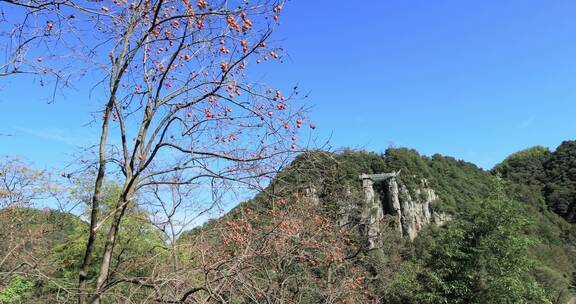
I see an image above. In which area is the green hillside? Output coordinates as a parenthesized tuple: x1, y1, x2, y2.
(2, 144, 575, 303)
(184, 145, 576, 303)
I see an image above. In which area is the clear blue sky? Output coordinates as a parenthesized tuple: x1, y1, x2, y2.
(2, 0, 576, 170)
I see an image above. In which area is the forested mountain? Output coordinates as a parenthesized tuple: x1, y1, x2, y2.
(493, 140, 576, 222)
(1, 143, 576, 303)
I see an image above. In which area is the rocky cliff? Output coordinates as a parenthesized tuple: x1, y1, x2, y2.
(359, 172, 449, 247)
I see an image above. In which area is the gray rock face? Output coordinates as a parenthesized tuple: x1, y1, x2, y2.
(360, 177, 384, 248)
(384, 177, 403, 236)
(304, 187, 320, 206)
(359, 173, 449, 246)
(398, 181, 444, 241)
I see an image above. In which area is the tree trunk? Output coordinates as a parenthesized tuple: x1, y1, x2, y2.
(78, 104, 113, 304)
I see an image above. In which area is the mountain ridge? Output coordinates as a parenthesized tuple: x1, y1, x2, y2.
(2, 142, 576, 303)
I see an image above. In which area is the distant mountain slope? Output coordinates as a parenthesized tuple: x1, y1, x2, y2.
(0, 207, 82, 263)
(0, 208, 84, 302)
(493, 140, 576, 222)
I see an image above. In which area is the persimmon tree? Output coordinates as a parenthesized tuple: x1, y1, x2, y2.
(2, 0, 311, 302)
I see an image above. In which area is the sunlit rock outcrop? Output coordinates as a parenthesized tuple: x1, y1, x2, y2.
(359, 173, 449, 247)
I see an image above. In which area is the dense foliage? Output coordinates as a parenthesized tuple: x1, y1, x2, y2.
(542, 141, 576, 222)
(493, 141, 576, 222)
(385, 199, 549, 304)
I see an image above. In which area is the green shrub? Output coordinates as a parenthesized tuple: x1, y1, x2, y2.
(0, 276, 34, 304)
